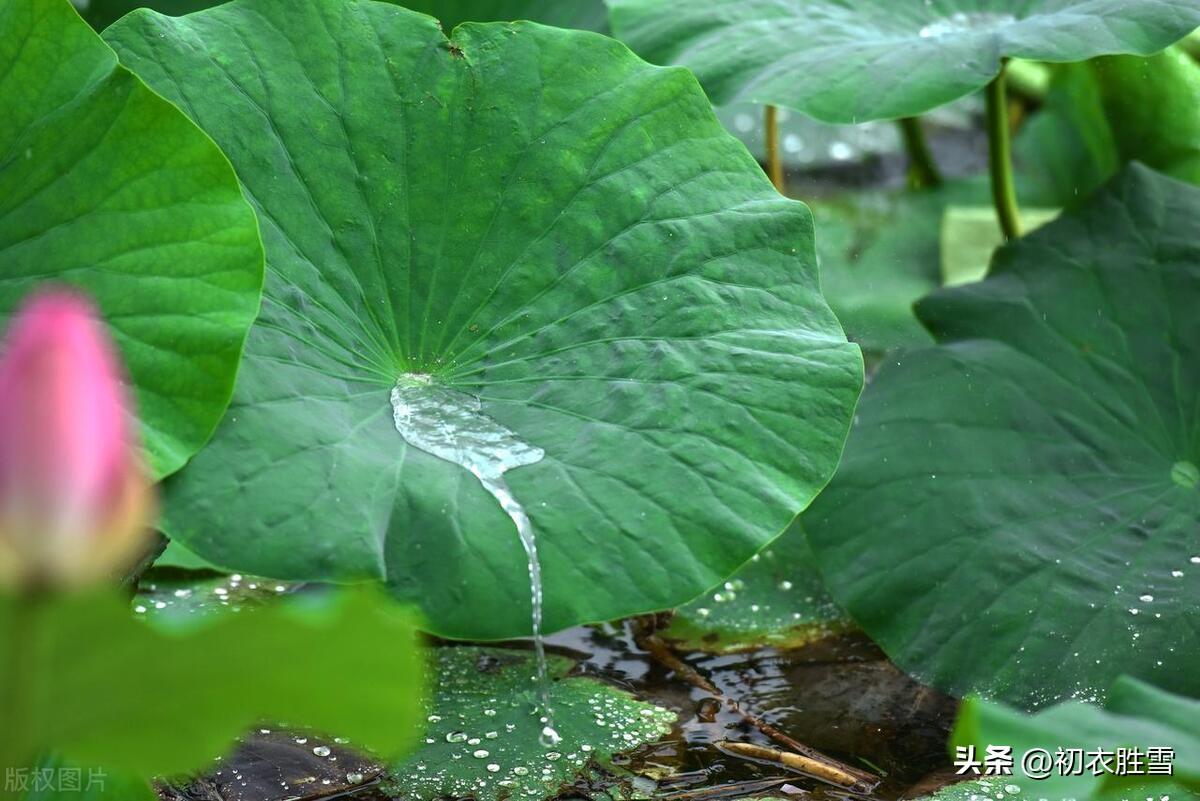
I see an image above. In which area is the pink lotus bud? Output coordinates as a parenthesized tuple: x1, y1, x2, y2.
(0, 290, 153, 591)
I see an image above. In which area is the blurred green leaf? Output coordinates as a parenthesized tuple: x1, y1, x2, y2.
(938, 205, 1059, 286)
(0, 588, 424, 779)
(607, 0, 1200, 123)
(1017, 47, 1200, 204)
(953, 678, 1200, 801)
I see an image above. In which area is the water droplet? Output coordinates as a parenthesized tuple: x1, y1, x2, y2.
(312, 746, 331, 757)
(778, 580, 793, 591)
(1171, 460, 1199, 488)
(473, 750, 489, 759)
(346, 772, 364, 784)
(486, 764, 500, 773)
(1139, 594, 1154, 603)
(391, 377, 554, 733)
(445, 731, 468, 743)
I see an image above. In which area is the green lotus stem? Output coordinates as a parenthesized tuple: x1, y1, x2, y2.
(985, 61, 1021, 241)
(764, 104, 784, 193)
(0, 596, 37, 797)
(897, 116, 941, 189)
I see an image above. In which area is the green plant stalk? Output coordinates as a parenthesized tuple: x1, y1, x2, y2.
(985, 61, 1021, 241)
(764, 104, 785, 193)
(1, 596, 37, 800)
(897, 116, 942, 188)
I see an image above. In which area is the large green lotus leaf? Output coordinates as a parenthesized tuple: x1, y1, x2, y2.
(605, 0, 1200, 124)
(953, 677, 1200, 801)
(1017, 46, 1200, 206)
(81, 0, 610, 33)
(0, 588, 424, 779)
(0, 0, 263, 478)
(105, 0, 862, 639)
(75, 0, 217, 31)
(387, 647, 674, 801)
(806, 165, 1200, 707)
(402, 0, 608, 32)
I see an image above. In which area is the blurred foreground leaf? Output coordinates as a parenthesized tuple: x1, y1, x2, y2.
(953, 677, 1200, 801)
(0, 588, 424, 779)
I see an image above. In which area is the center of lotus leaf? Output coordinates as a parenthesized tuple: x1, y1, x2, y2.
(390, 376, 543, 480)
(1171, 460, 1200, 489)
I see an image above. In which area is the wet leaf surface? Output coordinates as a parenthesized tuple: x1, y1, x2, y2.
(663, 520, 850, 653)
(386, 647, 675, 801)
(133, 571, 297, 626)
(807, 165, 1200, 707)
(105, 0, 862, 641)
(160, 732, 383, 801)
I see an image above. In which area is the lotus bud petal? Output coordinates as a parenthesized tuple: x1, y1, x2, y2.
(0, 290, 153, 591)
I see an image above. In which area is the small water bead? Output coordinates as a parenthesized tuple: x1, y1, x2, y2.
(486, 764, 501, 773)
(467, 738, 481, 745)
(472, 749, 490, 759)
(1191, 556, 1200, 564)
(1172, 570, 1184, 578)
(445, 731, 468, 743)
(778, 580, 793, 591)
(312, 746, 331, 757)
(483, 708, 497, 717)
(485, 731, 499, 739)
(540, 725, 562, 747)
(427, 714, 442, 723)
(512, 766, 529, 776)
(1139, 594, 1154, 603)
(346, 772, 364, 784)
(545, 752, 562, 761)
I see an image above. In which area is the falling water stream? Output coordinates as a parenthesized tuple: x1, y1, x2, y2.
(390, 374, 561, 746)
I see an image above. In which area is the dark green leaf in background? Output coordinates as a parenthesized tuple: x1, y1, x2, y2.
(606, 0, 1200, 123)
(105, 0, 862, 639)
(1017, 46, 1200, 205)
(807, 165, 1200, 707)
(0, 0, 263, 478)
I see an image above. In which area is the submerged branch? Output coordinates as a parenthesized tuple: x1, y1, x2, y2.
(633, 626, 878, 792)
(717, 741, 869, 791)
